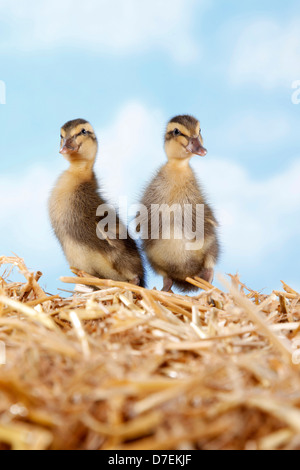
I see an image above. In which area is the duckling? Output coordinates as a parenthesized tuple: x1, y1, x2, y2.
(140, 115, 219, 293)
(49, 119, 145, 286)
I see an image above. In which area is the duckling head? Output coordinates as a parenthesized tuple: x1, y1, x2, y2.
(59, 119, 98, 165)
(164, 115, 207, 161)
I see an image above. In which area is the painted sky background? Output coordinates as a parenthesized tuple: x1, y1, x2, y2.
(0, 0, 299, 295)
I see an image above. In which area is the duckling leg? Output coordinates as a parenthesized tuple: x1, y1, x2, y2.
(198, 268, 214, 284)
(162, 277, 173, 292)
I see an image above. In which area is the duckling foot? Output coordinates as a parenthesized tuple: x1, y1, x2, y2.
(162, 278, 173, 292)
(130, 276, 142, 286)
(198, 268, 214, 284)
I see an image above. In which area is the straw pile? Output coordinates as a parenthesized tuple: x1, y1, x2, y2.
(0, 255, 300, 450)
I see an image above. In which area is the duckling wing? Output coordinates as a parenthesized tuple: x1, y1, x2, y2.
(95, 217, 126, 249)
(205, 205, 219, 228)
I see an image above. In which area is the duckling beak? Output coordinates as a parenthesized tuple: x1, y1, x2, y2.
(60, 138, 79, 155)
(186, 137, 207, 157)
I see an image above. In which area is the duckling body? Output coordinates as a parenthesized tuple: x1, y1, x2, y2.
(49, 119, 145, 286)
(140, 115, 219, 292)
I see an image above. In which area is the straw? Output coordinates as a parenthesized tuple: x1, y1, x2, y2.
(0, 255, 299, 450)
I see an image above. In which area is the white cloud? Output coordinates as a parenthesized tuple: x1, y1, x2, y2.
(194, 157, 300, 266)
(96, 101, 165, 204)
(229, 18, 300, 88)
(1, 101, 299, 291)
(220, 112, 291, 148)
(0, 165, 59, 256)
(0, 0, 201, 63)
(0, 164, 69, 291)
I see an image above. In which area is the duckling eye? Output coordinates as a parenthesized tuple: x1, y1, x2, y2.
(81, 129, 88, 135)
(173, 128, 181, 136)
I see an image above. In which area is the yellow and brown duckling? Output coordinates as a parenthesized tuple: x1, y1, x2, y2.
(140, 115, 219, 292)
(49, 119, 145, 286)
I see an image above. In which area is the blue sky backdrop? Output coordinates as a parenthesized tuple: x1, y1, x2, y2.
(0, 0, 299, 294)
